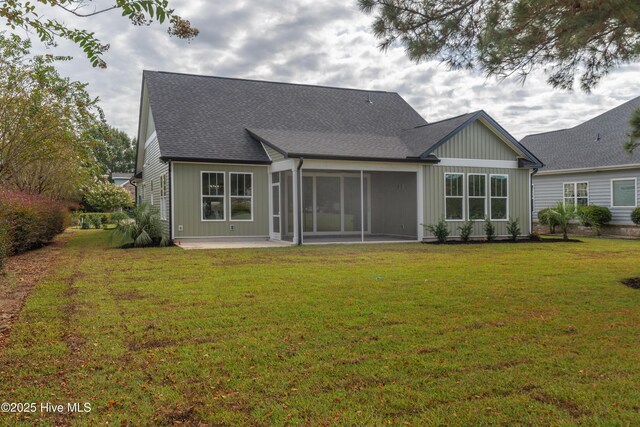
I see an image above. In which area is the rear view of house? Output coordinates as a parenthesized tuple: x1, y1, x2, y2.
(523, 96, 640, 229)
(134, 71, 542, 244)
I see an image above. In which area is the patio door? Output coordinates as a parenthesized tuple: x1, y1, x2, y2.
(271, 174, 281, 240)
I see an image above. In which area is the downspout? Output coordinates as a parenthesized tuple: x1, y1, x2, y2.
(168, 160, 173, 241)
(297, 157, 304, 246)
(530, 168, 538, 234)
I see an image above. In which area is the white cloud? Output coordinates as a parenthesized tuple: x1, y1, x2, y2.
(23, 0, 640, 140)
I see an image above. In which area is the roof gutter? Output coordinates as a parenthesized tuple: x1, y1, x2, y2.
(287, 153, 440, 164)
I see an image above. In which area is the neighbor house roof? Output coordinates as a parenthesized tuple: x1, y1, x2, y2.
(521, 96, 640, 171)
(111, 172, 133, 179)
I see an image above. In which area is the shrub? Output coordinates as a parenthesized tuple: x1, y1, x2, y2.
(110, 211, 129, 225)
(0, 190, 69, 262)
(82, 181, 133, 212)
(112, 203, 168, 248)
(90, 215, 103, 229)
(577, 205, 612, 233)
(425, 217, 450, 243)
(549, 202, 577, 241)
(506, 217, 520, 241)
(81, 220, 91, 230)
(483, 218, 496, 241)
(632, 207, 640, 225)
(538, 208, 559, 233)
(457, 222, 473, 243)
(529, 232, 541, 241)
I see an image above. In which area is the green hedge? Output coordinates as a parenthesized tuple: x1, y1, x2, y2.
(577, 205, 612, 228)
(632, 208, 640, 225)
(0, 190, 69, 269)
(71, 212, 130, 229)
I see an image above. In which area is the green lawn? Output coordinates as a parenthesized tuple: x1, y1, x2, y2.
(1, 231, 639, 425)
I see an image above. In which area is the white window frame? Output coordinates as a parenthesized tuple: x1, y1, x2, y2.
(467, 173, 487, 221)
(444, 172, 465, 222)
(150, 179, 154, 205)
(229, 172, 254, 222)
(159, 174, 168, 220)
(610, 178, 638, 208)
(489, 174, 509, 221)
(563, 182, 589, 207)
(201, 171, 226, 222)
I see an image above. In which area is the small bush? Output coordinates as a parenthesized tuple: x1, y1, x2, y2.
(110, 211, 129, 225)
(631, 207, 640, 225)
(425, 217, 450, 243)
(483, 218, 496, 241)
(529, 232, 541, 241)
(90, 215, 103, 229)
(538, 208, 559, 233)
(112, 203, 168, 248)
(577, 205, 612, 227)
(458, 222, 473, 243)
(81, 220, 91, 230)
(506, 217, 520, 241)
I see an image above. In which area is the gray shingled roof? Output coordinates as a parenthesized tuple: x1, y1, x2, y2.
(144, 71, 428, 163)
(246, 128, 416, 160)
(521, 96, 640, 171)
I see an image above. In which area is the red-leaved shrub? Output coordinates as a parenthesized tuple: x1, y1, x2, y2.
(0, 190, 69, 268)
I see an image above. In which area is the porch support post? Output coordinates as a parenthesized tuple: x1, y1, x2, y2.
(292, 167, 299, 245)
(360, 170, 364, 243)
(417, 166, 424, 241)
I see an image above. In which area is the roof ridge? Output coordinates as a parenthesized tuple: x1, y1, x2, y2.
(143, 69, 396, 95)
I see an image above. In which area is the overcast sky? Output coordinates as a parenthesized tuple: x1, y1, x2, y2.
(28, 0, 640, 140)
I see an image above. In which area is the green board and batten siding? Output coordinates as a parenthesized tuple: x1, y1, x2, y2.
(141, 135, 170, 236)
(431, 120, 522, 160)
(172, 163, 269, 238)
(422, 165, 531, 237)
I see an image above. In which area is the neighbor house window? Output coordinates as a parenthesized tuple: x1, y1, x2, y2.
(468, 174, 486, 220)
(563, 182, 588, 206)
(611, 178, 637, 207)
(490, 175, 508, 220)
(202, 172, 225, 220)
(230, 172, 253, 221)
(150, 180, 154, 205)
(160, 174, 168, 220)
(445, 173, 464, 220)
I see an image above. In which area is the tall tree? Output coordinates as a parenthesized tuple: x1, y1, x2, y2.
(87, 124, 136, 174)
(359, 0, 640, 150)
(0, 0, 198, 68)
(0, 34, 101, 199)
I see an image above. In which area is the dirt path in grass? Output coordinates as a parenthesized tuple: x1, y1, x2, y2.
(0, 230, 74, 348)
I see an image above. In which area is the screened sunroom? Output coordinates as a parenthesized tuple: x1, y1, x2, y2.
(270, 168, 418, 244)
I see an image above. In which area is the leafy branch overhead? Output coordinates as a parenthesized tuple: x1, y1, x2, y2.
(0, 0, 199, 68)
(359, 0, 640, 92)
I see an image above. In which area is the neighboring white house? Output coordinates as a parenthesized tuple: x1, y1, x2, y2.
(522, 96, 640, 227)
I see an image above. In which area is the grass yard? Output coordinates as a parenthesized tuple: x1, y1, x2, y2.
(1, 231, 639, 425)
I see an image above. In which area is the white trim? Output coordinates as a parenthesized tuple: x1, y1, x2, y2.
(172, 160, 269, 168)
(292, 167, 299, 244)
(438, 158, 519, 169)
(489, 174, 509, 221)
(537, 163, 640, 175)
(268, 172, 273, 238)
(528, 171, 532, 234)
(301, 158, 420, 172)
(170, 162, 175, 239)
(444, 172, 465, 221)
(417, 167, 424, 240)
(467, 173, 487, 221)
(562, 181, 589, 207)
(610, 177, 638, 207)
(200, 171, 226, 222)
(360, 170, 364, 242)
(271, 159, 296, 173)
(159, 173, 168, 220)
(144, 131, 157, 149)
(229, 172, 254, 222)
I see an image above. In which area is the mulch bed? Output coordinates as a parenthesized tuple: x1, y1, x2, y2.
(621, 278, 640, 290)
(425, 238, 582, 245)
(0, 231, 74, 348)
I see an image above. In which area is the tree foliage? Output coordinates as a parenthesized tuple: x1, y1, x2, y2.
(86, 124, 136, 174)
(0, 34, 101, 199)
(549, 202, 577, 241)
(82, 180, 133, 212)
(0, 0, 199, 68)
(624, 107, 640, 153)
(359, 0, 640, 92)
